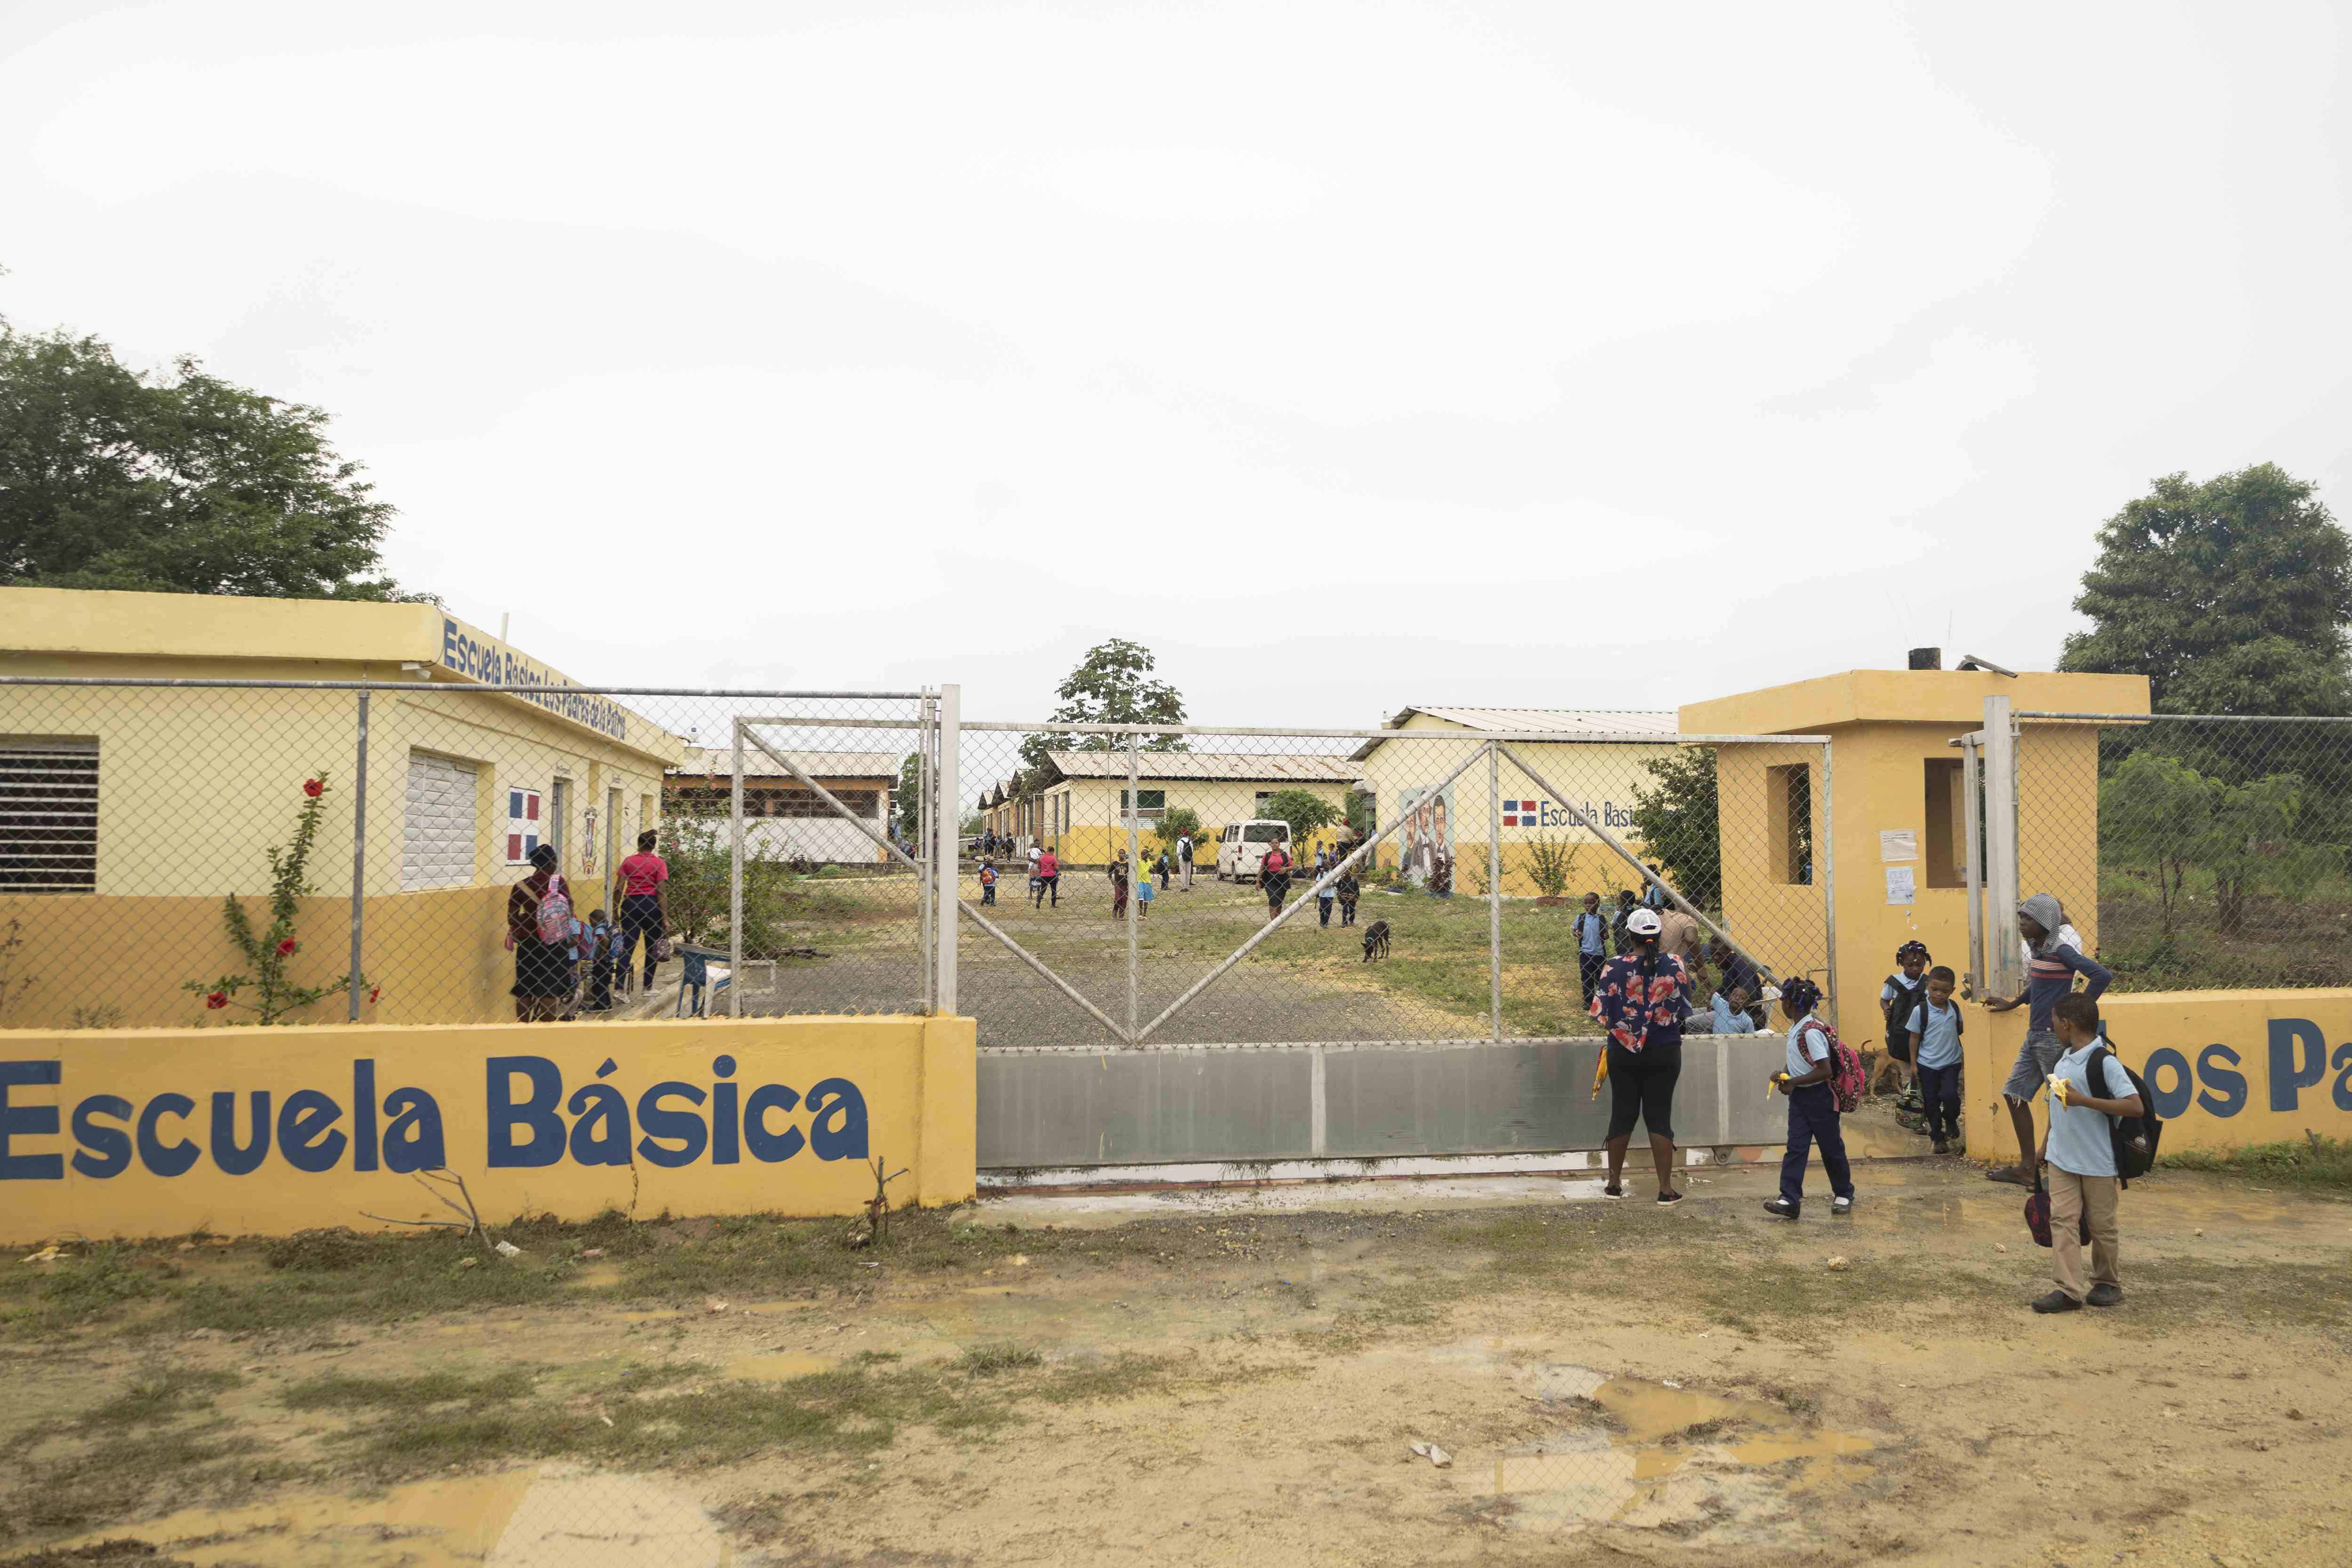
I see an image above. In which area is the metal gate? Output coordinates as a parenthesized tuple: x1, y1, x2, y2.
(725, 705, 1836, 1052)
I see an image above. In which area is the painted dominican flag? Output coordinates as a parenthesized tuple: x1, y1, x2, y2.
(1501, 799, 1541, 828)
(507, 788, 541, 864)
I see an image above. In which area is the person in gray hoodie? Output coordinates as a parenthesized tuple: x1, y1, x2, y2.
(1984, 892, 2112, 1186)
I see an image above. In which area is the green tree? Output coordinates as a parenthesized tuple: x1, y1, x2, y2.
(1019, 639, 1189, 773)
(2060, 465, 2352, 716)
(1343, 788, 1375, 839)
(1153, 805, 1202, 853)
(1, 323, 427, 602)
(892, 753, 922, 841)
(1257, 788, 1340, 851)
(2100, 751, 2336, 936)
(1626, 746, 1721, 907)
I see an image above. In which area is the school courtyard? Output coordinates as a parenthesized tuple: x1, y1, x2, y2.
(3, 1147, 2345, 1568)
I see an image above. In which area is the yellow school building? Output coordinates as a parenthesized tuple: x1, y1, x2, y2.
(1352, 707, 1681, 897)
(0, 587, 683, 1029)
(1022, 751, 1361, 866)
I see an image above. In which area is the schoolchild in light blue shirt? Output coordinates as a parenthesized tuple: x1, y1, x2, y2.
(1708, 988, 1757, 1035)
(2031, 993, 2142, 1315)
(1905, 965, 1966, 1153)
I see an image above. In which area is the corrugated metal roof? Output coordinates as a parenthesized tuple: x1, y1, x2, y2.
(1044, 751, 1362, 784)
(668, 749, 902, 780)
(1352, 707, 1679, 759)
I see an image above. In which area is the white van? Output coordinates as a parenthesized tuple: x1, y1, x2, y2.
(1217, 820, 1293, 881)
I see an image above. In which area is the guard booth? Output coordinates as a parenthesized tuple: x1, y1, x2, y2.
(1680, 663, 2150, 1032)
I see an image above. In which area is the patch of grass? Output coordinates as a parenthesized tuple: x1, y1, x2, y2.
(342, 1363, 1012, 1475)
(610, 1361, 713, 1393)
(279, 1367, 535, 1413)
(1, 1247, 165, 1333)
(2163, 1134, 2352, 1190)
(2113, 1258, 2352, 1332)
(0, 1542, 200, 1568)
(953, 1345, 1042, 1376)
(4, 1429, 262, 1541)
(81, 1367, 243, 1430)
(850, 1349, 903, 1366)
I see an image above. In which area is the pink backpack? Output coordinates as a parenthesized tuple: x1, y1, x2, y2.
(533, 875, 573, 945)
(1800, 1018, 1867, 1113)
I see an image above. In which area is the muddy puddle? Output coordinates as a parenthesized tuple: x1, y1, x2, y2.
(1455, 1364, 1880, 1534)
(53, 1465, 728, 1567)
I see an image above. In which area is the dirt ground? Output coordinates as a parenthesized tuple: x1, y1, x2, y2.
(4, 1156, 2348, 1568)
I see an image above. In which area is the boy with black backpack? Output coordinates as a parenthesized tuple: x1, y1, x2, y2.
(2031, 992, 2145, 1314)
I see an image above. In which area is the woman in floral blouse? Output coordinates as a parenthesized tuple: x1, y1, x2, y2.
(1589, 907, 1695, 1203)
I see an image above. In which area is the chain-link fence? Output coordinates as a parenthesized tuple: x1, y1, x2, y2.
(901, 716, 1833, 1049)
(2015, 710, 2352, 992)
(0, 678, 926, 1032)
(0, 679, 1835, 1043)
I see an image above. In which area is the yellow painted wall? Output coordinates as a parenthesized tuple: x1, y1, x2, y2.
(0, 1014, 977, 1241)
(1961, 993, 2352, 1159)
(0, 887, 516, 1031)
(1355, 720, 1680, 898)
(1708, 741, 1835, 1004)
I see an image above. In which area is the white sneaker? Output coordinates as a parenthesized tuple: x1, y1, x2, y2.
(1831, 1195, 1854, 1215)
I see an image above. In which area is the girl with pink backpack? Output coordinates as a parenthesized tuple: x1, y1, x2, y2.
(1761, 979, 1860, 1219)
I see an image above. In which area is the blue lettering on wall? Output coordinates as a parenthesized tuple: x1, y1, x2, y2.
(807, 1078, 869, 1160)
(0, 1060, 63, 1181)
(636, 1082, 709, 1168)
(2143, 1048, 2193, 1122)
(2267, 1019, 2326, 1111)
(440, 617, 628, 740)
(278, 1089, 347, 1174)
(2194, 1043, 2247, 1118)
(1, 1058, 872, 1180)
(211, 1090, 271, 1176)
(2334, 1043, 2352, 1114)
(488, 1057, 566, 1168)
(137, 1093, 199, 1177)
(744, 1084, 804, 1163)
(70, 1095, 133, 1180)
(381, 1088, 446, 1172)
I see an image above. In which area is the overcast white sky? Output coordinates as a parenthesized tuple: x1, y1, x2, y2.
(4, 1, 2347, 725)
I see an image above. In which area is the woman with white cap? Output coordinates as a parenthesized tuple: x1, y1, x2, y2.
(1588, 906, 1696, 1203)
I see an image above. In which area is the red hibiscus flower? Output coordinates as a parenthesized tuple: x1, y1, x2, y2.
(205, 991, 228, 1009)
(277, 938, 299, 956)
(303, 778, 324, 797)
(367, 986, 381, 1004)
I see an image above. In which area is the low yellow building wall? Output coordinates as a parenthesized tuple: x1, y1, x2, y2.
(0, 886, 516, 1030)
(1962, 991, 2352, 1161)
(0, 1015, 977, 1241)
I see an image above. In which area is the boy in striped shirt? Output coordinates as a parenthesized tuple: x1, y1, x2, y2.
(1985, 893, 2110, 1186)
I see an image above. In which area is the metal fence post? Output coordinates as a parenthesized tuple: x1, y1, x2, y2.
(1818, 738, 1837, 1022)
(1983, 694, 2021, 997)
(346, 691, 369, 1021)
(1126, 730, 1140, 1044)
(1961, 732, 1985, 996)
(729, 717, 746, 1019)
(917, 694, 935, 1014)
(1487, 740, 1502, 1043)
(936, 683, 959, 1017)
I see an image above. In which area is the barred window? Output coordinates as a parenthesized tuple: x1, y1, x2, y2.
(0, 740, 99, 893)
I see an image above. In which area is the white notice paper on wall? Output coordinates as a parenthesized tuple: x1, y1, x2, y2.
(1884, 866, 1916, 905)
(1879, 829, 1917, 862)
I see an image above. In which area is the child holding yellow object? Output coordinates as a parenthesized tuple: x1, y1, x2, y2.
(2030, 993, 2143, 1314)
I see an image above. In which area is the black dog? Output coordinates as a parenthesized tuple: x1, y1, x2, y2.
(1360, 919, 1391, 962)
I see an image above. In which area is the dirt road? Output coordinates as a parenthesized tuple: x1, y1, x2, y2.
(4, 1159, 2346, 1567)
